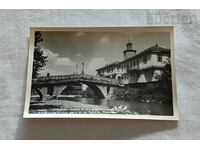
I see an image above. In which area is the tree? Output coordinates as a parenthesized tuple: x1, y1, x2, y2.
(155, 58, 172, 102)
(155, 58, 171, 82)
(32, 31, 47, 79)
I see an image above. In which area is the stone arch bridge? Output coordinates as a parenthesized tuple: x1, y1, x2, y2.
(31, 74, 124, 101)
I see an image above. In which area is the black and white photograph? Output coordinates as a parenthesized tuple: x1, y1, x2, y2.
(24, 27, 178, 120)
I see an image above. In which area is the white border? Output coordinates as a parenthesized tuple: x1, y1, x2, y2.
(23, 26, 179, 121)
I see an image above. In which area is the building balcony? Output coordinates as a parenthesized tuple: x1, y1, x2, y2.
(101, 71, 123, 77)
(127, 66, 139, 72)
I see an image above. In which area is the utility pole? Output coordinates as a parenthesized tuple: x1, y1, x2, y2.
(76, 64, 78, 74)
(81, 62, 85, 74)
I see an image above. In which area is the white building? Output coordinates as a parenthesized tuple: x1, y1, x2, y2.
(96, 42, 170, 85)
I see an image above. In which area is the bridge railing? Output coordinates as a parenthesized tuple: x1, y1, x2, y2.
(36, 74, 123, 86)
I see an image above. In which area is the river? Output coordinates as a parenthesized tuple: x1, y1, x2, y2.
(57, 97, 173, 116)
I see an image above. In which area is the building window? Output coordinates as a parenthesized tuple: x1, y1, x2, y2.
(143, 55, 147, 64)
(157, 54, 162, 62)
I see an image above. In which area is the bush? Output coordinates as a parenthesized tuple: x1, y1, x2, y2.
(113, 88, 140, 101)
(112, 81, 172, 103)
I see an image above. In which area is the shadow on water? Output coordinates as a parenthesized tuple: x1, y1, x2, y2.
(57, 97, 107, 106)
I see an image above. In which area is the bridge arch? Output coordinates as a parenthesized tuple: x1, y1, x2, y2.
(31, 88, 43, 101)
(57, 85, 69, 96)
(32, 73, 122, 101)
(57, 82, 107, 99)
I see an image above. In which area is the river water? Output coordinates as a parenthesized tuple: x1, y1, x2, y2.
(57, 97, 173, 116)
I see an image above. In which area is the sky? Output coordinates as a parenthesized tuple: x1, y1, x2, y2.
(38, 31, 170, 76)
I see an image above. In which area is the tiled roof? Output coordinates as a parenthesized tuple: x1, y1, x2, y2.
(96, 45, 170, 71)
(120, 45, 170, 64)
(96, 61, 120, 71)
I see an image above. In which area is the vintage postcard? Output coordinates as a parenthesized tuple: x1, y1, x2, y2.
(23, 26, 178, 120)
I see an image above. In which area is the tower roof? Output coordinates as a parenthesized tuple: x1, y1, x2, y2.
(124, 42, 137, 53)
